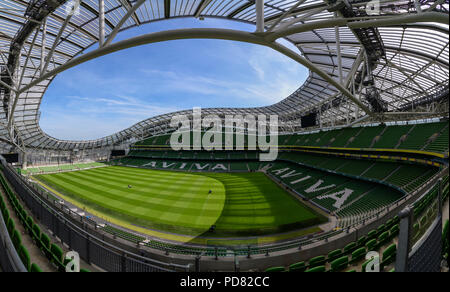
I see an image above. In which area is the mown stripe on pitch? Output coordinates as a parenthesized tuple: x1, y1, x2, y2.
(54, 169, 225, 207)
(38, 173, 224, 227)
(38, 166, 321, 234)
(59, 169, 225, 204)
(45, 172, 224, 216)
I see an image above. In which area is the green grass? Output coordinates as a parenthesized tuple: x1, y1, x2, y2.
(33, 166, 324, 238)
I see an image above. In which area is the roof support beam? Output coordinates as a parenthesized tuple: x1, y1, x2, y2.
(16, 27, 372, 116)
(255, 0, 264, 33)
(103, 0, 147, 47)
(0, 52, 13, 80)
(267, 0, 307, 32)
(40, 18, 47, 74)
(227, 2, 253, 19)
(414, 0, 423, 13)
(334, 12, 343, 85)
(299, 51, 364, 115)
(80, 1, 115, 30)
(41, 13, 74, 75)
(7, 28, 40, 132)
(118, 0, 141, 25)
(267, 12, 449, 41)
(99, 0, 105, 47)
(426, 0, 447, 12)
(194, 0, 213, 18)
(273, 6, 328, 32)
(164, 0, 171, 18)
(384, 58, 427, 94)
(0, 79, 16, 92)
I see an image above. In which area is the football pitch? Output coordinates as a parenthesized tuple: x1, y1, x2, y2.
(33, 166, 326, 240)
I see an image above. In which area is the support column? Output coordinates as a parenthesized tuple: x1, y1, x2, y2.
(99, 0, 105, 47)
(334, 12, 343, 85)
(319, 106, 323, 128)
(40, 18, 47, 74)
(255, 0, 264, 33)
(438, 178, 443, 214)
(395, 207, 413, 272)
(21, 152, 28, 169)
(414, 0, 422, 13)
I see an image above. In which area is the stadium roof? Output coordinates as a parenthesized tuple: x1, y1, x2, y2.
(0, 0, 448, 151)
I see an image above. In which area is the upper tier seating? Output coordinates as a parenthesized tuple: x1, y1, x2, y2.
(372, 125, 413, 149)
(399, 122, 448, 150)
(329, 127, 361, 147)
(134, 121, 448, 154)
(424, 124, 449, 153)
(347, 125, 385, 148)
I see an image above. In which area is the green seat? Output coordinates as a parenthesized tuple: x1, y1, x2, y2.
(367, 230, 377, 240)
(330, 256, 348, 272)
(357, 236, 367, 247)
(413, 223, 420, 240)
(80, 268, 91, 272)
(30, 263, 43, 272)
(40, 233, 52, 258)
(365, 239, 377, 251)
(389, 224, 399, 239)
(288, 261, 306, 272)
(419, 216, 427, 231)
(6, 217, 15, 235)
(376, 224, 386, 236)
(40, 233, 51, 248)
(50, 243, 64, 262)
(308, 255, 326, 268)
(18, 245, 31, 271)
(350, 247, 366, 264)
(376, 231, 390, 249)
(381, 244, 397, 270)
(327, 249, 343, 262)
(26, 216, 34, 235)
(16, 202, 23, 213)
(265, 266, 285, 272)
(50, 244, 66, 272)
(12, 229, 22, 250)
(344, 242, 357, 254)
(2, 207, 9, 222)
(32, 224, 41, 241)
(305, 265, 326, 273)
(19, 209, 27, 224)
(0, 197, 5, 213)
(443, 220, 449, 258)
(385, 219, 394, 229)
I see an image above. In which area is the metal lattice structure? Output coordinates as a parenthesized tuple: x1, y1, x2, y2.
(0, 0, 448, 153)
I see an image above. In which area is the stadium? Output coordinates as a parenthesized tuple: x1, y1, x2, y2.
(0, 0, 448, 275)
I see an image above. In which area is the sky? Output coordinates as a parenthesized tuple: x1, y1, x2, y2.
(39, 18, 309, 140)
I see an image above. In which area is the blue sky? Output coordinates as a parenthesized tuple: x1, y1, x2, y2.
(40, 18, 308, 140)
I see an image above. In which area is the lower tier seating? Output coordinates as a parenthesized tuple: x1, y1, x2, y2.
(115, 155, 409, 216)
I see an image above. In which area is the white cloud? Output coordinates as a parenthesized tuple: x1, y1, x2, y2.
(139, 46, 307, 105)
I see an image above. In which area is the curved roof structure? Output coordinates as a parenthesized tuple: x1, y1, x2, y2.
(0, 0, 448, 151)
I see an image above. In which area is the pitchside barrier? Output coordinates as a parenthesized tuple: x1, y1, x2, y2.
(0, 156, 190, 272)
